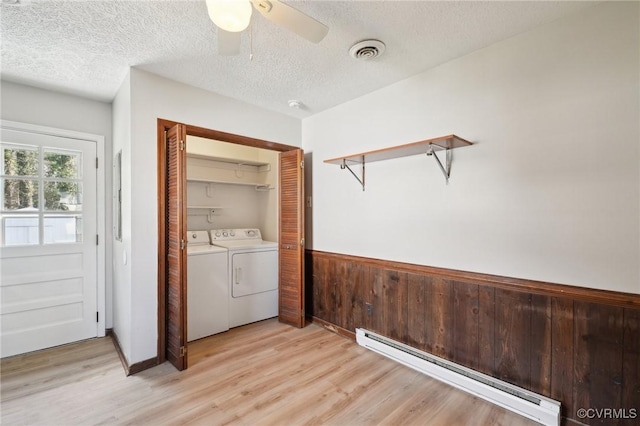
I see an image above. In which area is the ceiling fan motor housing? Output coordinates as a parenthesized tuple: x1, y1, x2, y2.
(349, 39, 386, 60)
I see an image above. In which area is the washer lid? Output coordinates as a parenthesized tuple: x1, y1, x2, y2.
(211, 239, 277, 249)
(188, 244, 228, 255)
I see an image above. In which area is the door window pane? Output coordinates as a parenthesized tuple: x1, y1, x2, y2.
(1, 143, 87, 247)
(44, 214, 82, 244)
(44, 181, 82, 211)
(2, 178, 39, 210)
(2, 214, 39, 246)
(44, 150, 81, 179)
(1, 144, 39, 177)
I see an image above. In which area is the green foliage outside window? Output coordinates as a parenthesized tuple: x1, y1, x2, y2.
(3, 147, 79, 211)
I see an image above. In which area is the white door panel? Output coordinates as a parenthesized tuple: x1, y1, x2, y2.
(231, 251, 278, 298)
(1, 128, 97, 358)
(187, 252, 229, 341)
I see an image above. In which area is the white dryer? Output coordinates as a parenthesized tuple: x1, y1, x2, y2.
(209, 228, 278, 328)
(186, 230, 229, 342)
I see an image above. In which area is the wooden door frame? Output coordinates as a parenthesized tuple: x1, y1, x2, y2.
(157, 119, 299, 364)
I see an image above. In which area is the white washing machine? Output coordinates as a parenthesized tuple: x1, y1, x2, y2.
(209, 228, 278, 328)
(186, 230, 229, 342)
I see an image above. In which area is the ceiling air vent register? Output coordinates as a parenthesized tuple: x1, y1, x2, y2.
(349, 40, 386, 60)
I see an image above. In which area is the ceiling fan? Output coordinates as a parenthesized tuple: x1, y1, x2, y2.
(206, 0, 329, 55)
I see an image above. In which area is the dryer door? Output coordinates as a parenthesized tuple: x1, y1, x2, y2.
(232, 251, 278, 298)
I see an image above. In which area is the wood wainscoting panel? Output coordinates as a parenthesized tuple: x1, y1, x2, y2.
(551, 297, 575, 419)
(622, 308, 640, 413)
(529, 294, 552, 396)
(407, 273, 428, 351)
(494, 289, 532, 388)
(477, 285, 496, 376)
(428, 277, 454, 360)
(306, 249, 640, 426)
(573, 302, 625, 422)
(452, 280, 480, 370)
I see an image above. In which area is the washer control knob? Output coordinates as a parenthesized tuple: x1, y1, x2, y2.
(247, 230, 256, 237)
(230, 231, 235, 237)
(215, 232, 221, 237)
(223, 231, 228, 237)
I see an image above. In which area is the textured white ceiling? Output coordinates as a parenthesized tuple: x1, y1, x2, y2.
(1, 0, 596, 118)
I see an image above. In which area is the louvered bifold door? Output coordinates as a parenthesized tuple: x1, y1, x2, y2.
(166, 124, 188, 370)
(278, 149, 305, 328)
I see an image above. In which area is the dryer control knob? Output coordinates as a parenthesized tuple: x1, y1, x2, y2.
(223, 231, 228, 237)
(230, 231, 235, 237)
(215, 232, 221, 237)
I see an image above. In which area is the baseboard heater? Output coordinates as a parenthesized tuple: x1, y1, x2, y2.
(356, 329, 560, 426)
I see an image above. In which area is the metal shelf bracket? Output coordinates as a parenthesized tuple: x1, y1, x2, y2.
(340, 157, 366, 191)
(426, 144, 452, 184)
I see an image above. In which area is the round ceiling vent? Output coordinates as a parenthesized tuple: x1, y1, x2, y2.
(349, 39, 386, 61)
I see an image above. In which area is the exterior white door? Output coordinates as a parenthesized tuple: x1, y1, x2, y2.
(1, 128, 98, 358)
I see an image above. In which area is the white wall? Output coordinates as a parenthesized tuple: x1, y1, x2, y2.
(0, 81, 115, 324)
(123, 69, 300, 363)
(303, 2, 639, 294)
(111, 74, 132, 361)
(185, 136, 280, 241)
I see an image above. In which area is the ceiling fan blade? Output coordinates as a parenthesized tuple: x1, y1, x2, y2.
(217, 28, 242, 56)
(251, 0, 328, 43)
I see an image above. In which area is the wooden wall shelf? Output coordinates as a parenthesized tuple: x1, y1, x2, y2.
(324, 134, 473, 189)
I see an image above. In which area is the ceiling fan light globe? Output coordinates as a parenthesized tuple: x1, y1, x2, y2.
(206, 0, 252, 32)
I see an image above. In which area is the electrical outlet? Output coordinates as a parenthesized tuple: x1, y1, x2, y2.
(366, 303, 372, 316)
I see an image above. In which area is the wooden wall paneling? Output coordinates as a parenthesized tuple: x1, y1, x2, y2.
(334, 259, 349, 331)
(622, 308, 640, 417)
(407, 273, 428, 351)
(573, 302, 625, 424)
(305, 250, 640, 426)
(313, 256, 332, 324)
(494, 289, 531, 387)
(550, 297, 575, 419)
(344, 262, 365, 332)
(384, 270, 408, 343)
(452, 280, 480, 370)
(361, 265, 373, 332)
(370, 266, 385, 336)
(305, 250, 640, 309)
(529, 294, 552, 396)
(304, 252, 314, 318)
(477, 285, 495, 376)
(427, 277, 454, 360)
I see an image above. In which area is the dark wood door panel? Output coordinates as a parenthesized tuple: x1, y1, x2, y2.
(279, 149, 305, 328)
(165, 124, 187, 371)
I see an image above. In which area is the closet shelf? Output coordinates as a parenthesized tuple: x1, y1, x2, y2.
(324, 134, 472, 190)
(187, 178, 272, 190)
(187, 153, 270, 171)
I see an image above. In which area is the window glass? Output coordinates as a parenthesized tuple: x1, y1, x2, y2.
(2, 144, 39, 177)
(44, 150, 81, 179)
(44, 215, 82, 244)
(2, 215, 39, 246)
(44, 182, 82, 211)
(2, 178, 39, 210)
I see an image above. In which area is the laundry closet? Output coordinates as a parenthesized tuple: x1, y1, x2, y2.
(185, 135, 279, 343)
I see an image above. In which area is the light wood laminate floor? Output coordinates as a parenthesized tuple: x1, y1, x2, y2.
(1, 319, 537, 425)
